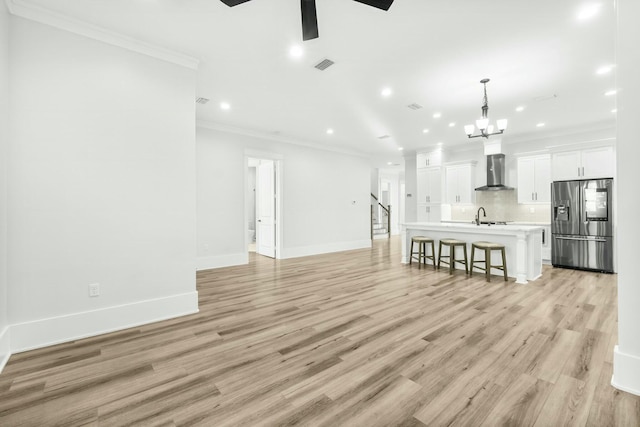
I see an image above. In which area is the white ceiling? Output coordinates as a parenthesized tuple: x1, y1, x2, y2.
(18, 0, 616, 167)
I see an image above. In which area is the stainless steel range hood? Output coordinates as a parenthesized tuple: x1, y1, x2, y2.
(475, 154, 514, 191)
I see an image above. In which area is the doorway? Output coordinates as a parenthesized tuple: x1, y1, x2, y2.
(247, 155, 282, 259)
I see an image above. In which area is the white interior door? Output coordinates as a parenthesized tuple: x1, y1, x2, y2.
(256, 160, 276, 258)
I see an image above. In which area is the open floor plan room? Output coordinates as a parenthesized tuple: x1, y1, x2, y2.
(0, 238, 638, 426)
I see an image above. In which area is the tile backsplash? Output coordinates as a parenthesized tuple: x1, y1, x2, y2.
(450, 190, 551, 223)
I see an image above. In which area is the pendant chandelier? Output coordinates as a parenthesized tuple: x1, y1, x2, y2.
(464, 78, 507, 139)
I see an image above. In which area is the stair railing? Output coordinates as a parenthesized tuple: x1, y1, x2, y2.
(370, 193, 391, 239)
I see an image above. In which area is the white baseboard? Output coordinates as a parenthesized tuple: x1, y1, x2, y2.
(612, 345, 640, 396)
(280, 239, 372, 260)
(10, 291, 199, 354)
(197, 253, 248, 271)
(0, 326, 10, 374)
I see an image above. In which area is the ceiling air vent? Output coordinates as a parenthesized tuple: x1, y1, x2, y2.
(407, 103, 423, 110)
(195, 97, 210, 105)
(314, 59, 335, 71)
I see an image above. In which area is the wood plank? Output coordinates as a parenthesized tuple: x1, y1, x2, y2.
(0, 237, 638, 425)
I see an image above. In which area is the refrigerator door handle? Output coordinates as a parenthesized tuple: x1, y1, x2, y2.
(555, 235, 607, 242)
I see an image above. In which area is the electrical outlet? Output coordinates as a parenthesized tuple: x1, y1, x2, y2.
(461, 207, 466, 213)
(529, 207, 536, 213)
(204, 243, 210, 252)
(88, 283, 100, 297)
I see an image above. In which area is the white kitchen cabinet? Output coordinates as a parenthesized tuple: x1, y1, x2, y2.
(416, 167, 442, 204)
(517, 155, 551, 203)
(551, 146, 614, 180)
(417, 204, 441, 222)
(445, 163, 475, 204)
(416, 150, 443, 168)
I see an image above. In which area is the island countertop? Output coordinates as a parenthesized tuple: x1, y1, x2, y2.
(401, 222, 543, 284)
(405, 221, 543, 232)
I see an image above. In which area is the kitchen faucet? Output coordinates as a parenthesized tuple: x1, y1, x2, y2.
(475, 207, 487, 226)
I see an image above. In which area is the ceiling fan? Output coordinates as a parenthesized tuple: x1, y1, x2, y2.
(220, 0, 395, 41)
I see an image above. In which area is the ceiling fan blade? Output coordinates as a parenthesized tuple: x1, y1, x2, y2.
(219, 0, 252, 6)
(301, 0, 319, 41)
(352, 0, 394, 11)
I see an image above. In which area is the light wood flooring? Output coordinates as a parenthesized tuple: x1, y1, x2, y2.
(1, 237, 639, 426)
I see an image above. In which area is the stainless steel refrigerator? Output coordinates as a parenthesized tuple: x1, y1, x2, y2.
(551, 178, 614, 273)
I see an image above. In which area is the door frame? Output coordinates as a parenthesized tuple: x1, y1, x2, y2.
(245, 150, 283, 259)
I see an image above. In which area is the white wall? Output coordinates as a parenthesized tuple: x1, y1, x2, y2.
(0, 1, 10, 369)
(197, 127, 371, 269)
(612, 0, 640, 396)
(7, 17, 198, 352)
(403, 153, 417, 223)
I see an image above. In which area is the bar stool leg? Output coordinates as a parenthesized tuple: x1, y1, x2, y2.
(430, 241, 436, 270)
(419, 242, 423, 268)
(410, 240, 414, 265)
(501, 248, 508, 281)
(437, 241, 443, 269)
(450, 245, 455, 274)
(470, 245, 475, 276)
(485, 248, 491, 282)
(463, 244, 468, 274)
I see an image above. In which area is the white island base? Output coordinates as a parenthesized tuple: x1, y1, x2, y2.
(402, 222, 543, 284)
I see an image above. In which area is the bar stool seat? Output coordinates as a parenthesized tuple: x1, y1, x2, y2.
(437, 238, 468, 274)
(409, 236, 436, 269)
(470, 241, 508, 282)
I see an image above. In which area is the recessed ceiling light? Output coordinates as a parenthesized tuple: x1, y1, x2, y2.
(515, 106, 525, 112)
(448, 122, 456, 127)
(605, 89, 617, 96)
(536, 122, 545, 127)
(381, 87, 393, 97)
(398, 147, 404, 151)
(596, 65, 614, 75)
(433, 113, 441, 119)
(437, 142, 443, 146)
(220, 102, 231, 110)
(289, 45, 304, 58)
(611, 108, 617, 113)
(326, 128, 334, 135)
(577, 3, 601, 21)
(422, 129, 429, 134)
(387, 162, 393, 165)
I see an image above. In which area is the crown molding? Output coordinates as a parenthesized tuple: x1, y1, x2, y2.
(5, 0, 199, 70)
(196, 120, 369, 158)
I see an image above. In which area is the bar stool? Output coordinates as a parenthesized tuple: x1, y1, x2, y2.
(470, 241, 508, 282)
(437, 239, 468, 274)
(409, 236, 436, 269)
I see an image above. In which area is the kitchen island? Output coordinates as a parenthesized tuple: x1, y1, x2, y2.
(402, 222, 543, 284)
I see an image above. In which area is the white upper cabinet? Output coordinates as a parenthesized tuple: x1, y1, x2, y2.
(517, 155, 551, 203)
(581, 146, 615, 178)
(445, 163, 475, 204)
(551, 146, 614, 181)
(416, 150, 443, 168)
(417, 167, 442, 204)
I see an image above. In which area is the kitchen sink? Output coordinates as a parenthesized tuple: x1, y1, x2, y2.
(472, 221, 509, 226)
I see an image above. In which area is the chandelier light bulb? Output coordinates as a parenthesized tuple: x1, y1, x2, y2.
(476, 118, 489, 131)
(464, 125, 475, 136)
